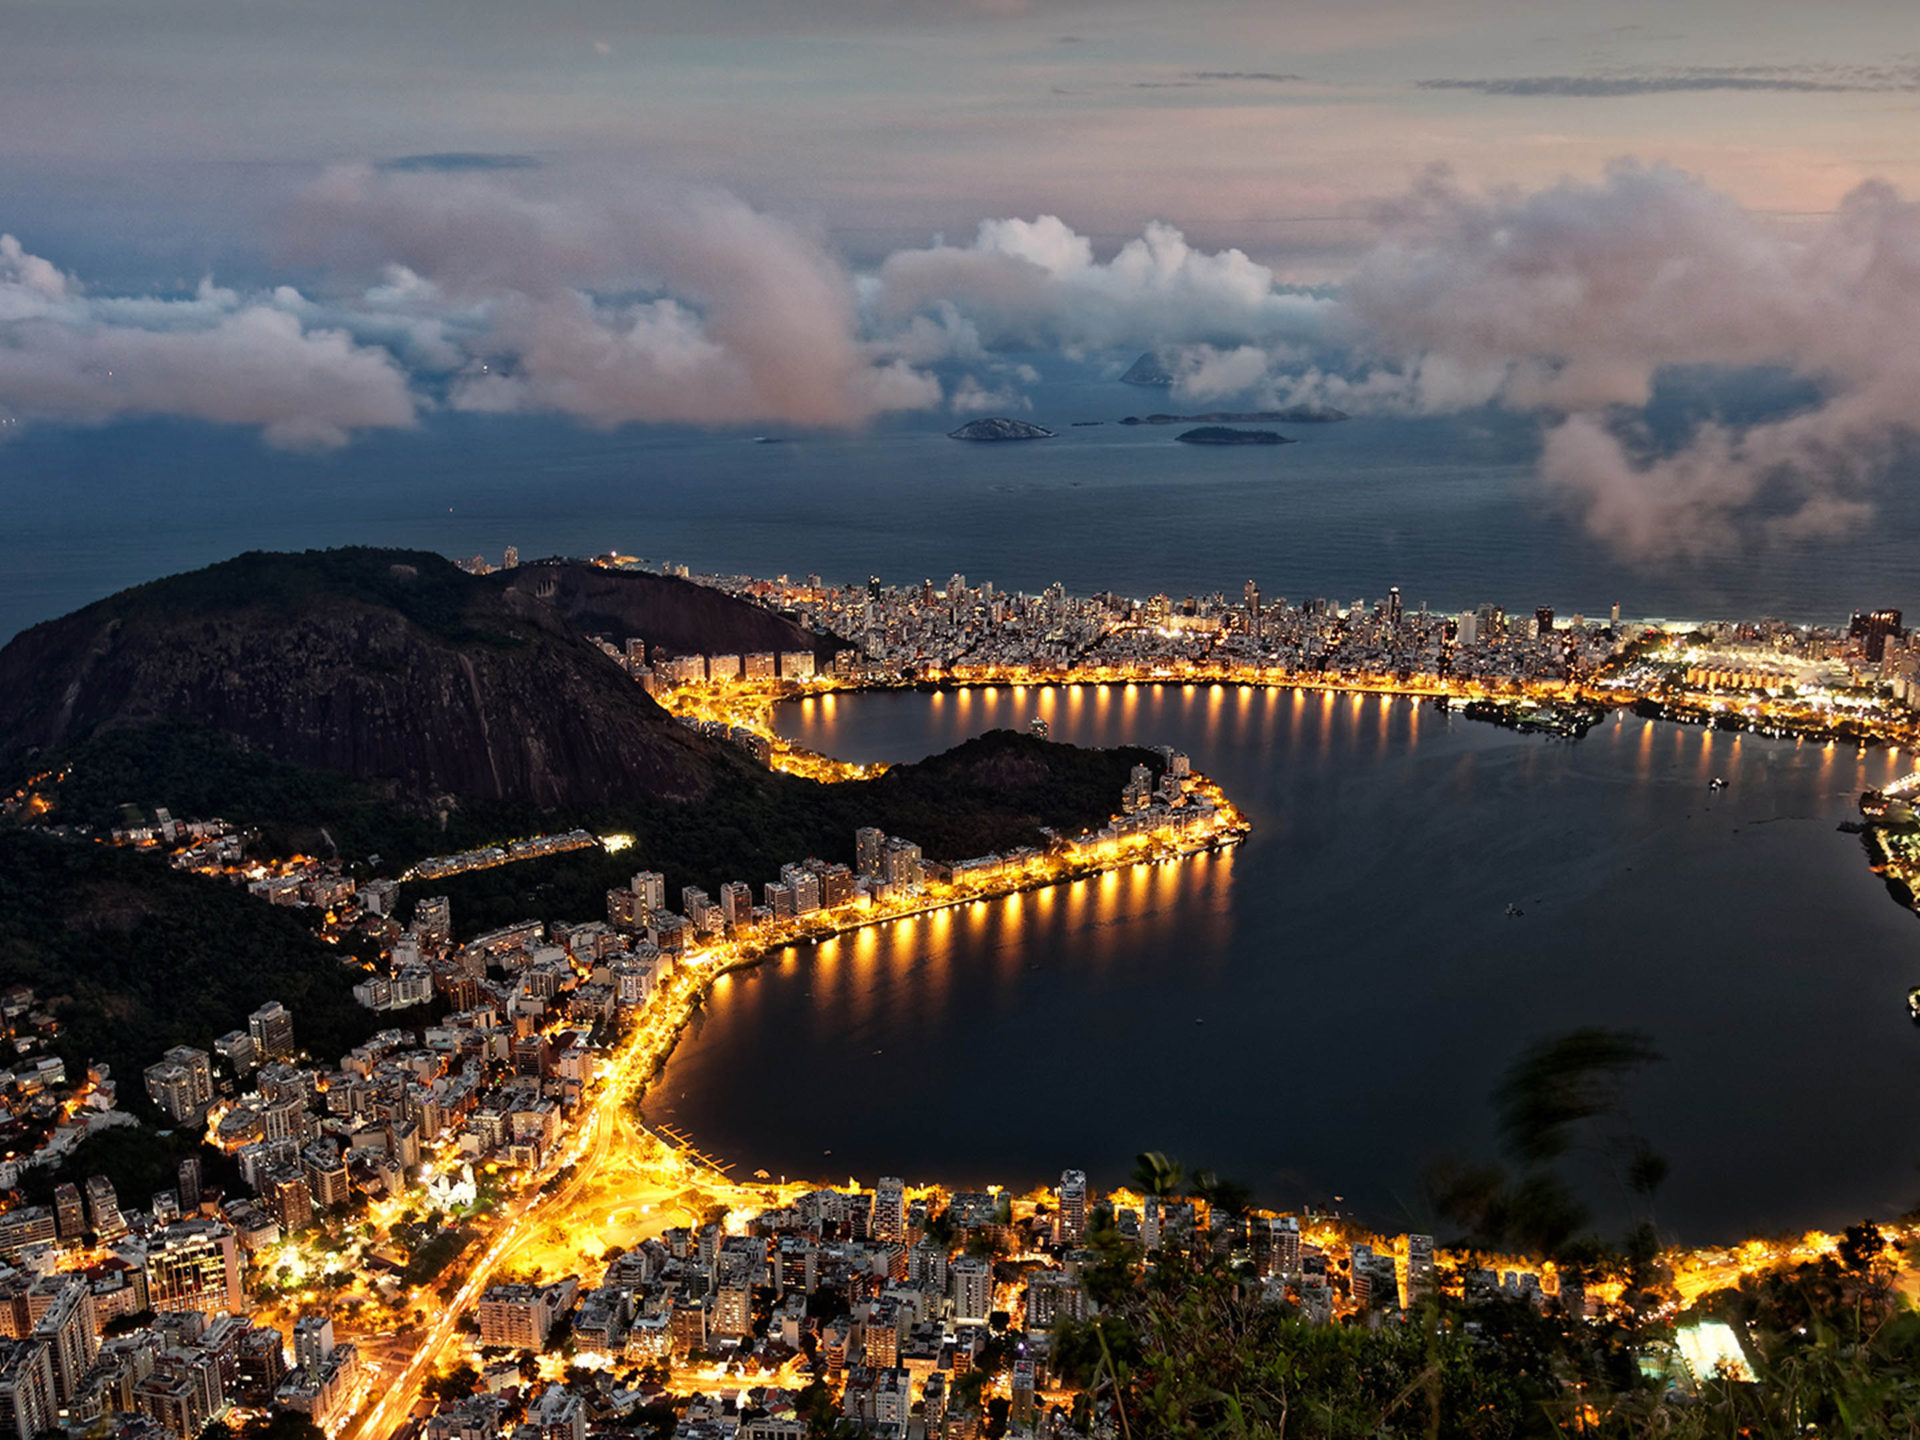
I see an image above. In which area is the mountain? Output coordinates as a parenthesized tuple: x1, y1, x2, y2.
(0, 548, 746, 810)
(1120, 352, 1176, 386)
(496, 562, 842, 664)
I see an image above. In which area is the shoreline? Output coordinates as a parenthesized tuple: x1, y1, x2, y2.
(625, 810, 1249, 1136)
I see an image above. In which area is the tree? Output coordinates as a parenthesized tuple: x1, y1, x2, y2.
(1130, 1151, 1185, 1198)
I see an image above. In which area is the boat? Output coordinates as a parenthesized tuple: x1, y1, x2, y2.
(1709, 776, 1727, 791)
(1506, 903, 1525, 918)
(1908, 986, 1920, 1023)
(1029, 716, 1049, 737)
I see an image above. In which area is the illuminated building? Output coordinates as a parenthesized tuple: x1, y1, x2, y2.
(950, 1257, 991, 1325)
(1853, 608, 1904, 662)
(631, 871, 666, 916)
(246, 1002, 296, 1063)
(143, 1047, 214, 1125)
(1404, 1233, 1436, 1304)
(1054, 1170, 1088, 1246)
(83, 1177, 126, 1242)
(855, 827, 887, 880)
(28, 1279, 96, 1404)
(0, 1340, 57, 1440)
(51, 1187, 82, 1245)
(872, 1177, 906, 1243)
(145, 1222, 243, 1316)
(413, 895, 452, 948)
(719, 882, 755, 931)
(1261, 1216, 1301, 1278)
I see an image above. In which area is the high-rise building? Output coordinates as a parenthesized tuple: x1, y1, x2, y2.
(293, 1314, 335, 1371)
(881, 838, 922, 893)
(712, 1285, 751, 1339)
(1387, 587, 1403, 625)
(413, 895, 452, 948)
(0, 1339, 56, 1440)
(28, 1278, 96, 1404)
(1263, 1216, 1301, 1278)
(872, 1178, 905, 1243)
(949, 1257, 991, 1325)
(177, 1157, 203, 1213)
(1852, 608, 1904, 662)
(720, 882, 755, 931)
(1055, 1170, 1088, 1246)
(144, 1046, 214, 1124)
(1349, 1243, 1376, 1308)
(781, 865, 821, 915)
(146, 1222, 244, 1315)
(502, 545, 519, 570)
(51, 1186, 83, 1244)
(1535, 606, 1555, 634)
(83, 1176, 126, 1241)
(855, 828, 887, 880)
(247, 1002, 296, 1062)
(631, 872, 666, 916)
(1243, 580, 1261, 639)
(1404, 1233, 1436, 1305)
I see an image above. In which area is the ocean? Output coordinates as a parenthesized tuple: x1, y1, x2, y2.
(4, 364, 1915, 643)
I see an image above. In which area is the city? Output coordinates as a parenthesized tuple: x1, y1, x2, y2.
(0, 548, 1913, 1438)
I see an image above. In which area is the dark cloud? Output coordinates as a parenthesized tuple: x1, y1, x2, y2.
(1420, 63, 1920, 98)
(379, 153, 542, 173)
(1189, 71, 1304, 83)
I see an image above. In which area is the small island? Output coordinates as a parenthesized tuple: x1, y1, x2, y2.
(1176, 426, 1292, 446)
(949, 417, 1055, 442)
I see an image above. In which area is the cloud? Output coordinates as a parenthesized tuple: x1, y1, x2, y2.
(379, 153, 543, 173)
(289, 166, 942, 428)
(1188, 71, 1305, 83)
(1419, 63, 1920, 98)
(1339, 163, 1920, 558)
(0, 235, 416, 447)
(871, 214, 1339, 357)
(949, 375, 1032, 414)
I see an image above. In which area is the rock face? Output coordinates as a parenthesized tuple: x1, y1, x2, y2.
(1120, 352, 1176, 386)
(948, 417, 1054, 441)
(0, 548, 745, 808)
(1175, 426, 1293, 446)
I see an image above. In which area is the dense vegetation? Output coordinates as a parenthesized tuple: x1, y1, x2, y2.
(404, 729, 1157, 934)
(1053, 1217, 1920, 1438)
(0, 829, 381, 1083)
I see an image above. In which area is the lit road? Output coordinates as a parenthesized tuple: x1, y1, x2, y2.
(349, 1028, 646, 1440)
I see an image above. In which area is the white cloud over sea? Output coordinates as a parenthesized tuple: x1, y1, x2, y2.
(4, 159, 1920, 560)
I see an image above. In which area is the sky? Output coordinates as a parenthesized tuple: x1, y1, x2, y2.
(4, 0, 1920, 558)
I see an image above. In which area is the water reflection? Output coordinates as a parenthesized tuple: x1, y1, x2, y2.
(648, 684, 1920, 1239)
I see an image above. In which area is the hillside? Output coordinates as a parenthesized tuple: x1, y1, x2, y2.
(496, 562, 844, 664)
(393, 729, 1158, 935)
(0, 829, 379, 1084)
(0, 548, 746, 811)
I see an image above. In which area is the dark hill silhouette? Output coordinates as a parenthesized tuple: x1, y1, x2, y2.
(496, 562, 842, 664)
(0, 548, 744, 809)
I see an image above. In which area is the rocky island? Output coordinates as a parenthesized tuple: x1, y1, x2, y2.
(948, 417, 1054, 441)
(1176, 426, 1293, 446)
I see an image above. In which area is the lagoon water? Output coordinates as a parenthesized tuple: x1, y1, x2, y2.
(644, 684, 1920, 1241)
